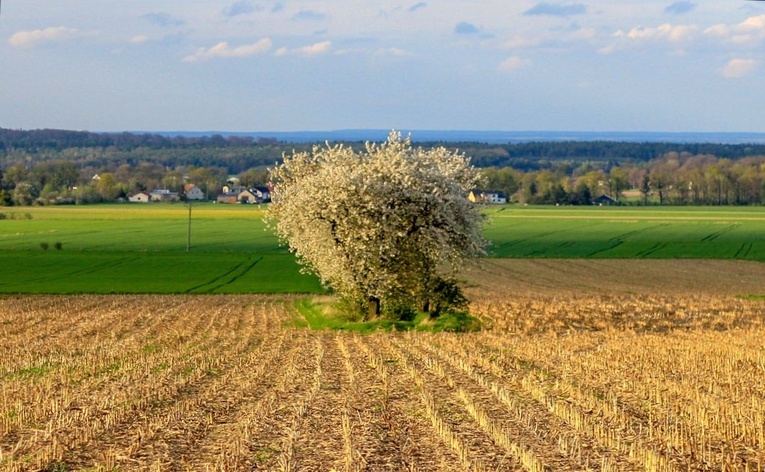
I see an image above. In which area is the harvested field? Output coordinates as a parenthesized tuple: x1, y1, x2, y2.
(1, 260, 765, 471)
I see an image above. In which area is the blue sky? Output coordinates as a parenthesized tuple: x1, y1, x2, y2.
(1, 1, 764, 132)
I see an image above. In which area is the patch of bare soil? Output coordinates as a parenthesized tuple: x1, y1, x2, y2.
(463, 259, 765, 297)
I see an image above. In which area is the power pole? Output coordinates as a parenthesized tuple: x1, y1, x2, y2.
(186, 202, 192, 252)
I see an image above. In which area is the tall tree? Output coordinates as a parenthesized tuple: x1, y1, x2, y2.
(267, 131, 487, 318)
(607, 167, 628, 201)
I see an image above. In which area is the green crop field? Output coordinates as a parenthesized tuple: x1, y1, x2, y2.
(483, 206, 765, 260)
(0, 204, 322, 294)
(0, 204, 763, 294)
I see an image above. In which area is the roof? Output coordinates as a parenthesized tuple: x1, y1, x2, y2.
(592, 194, 620, 204)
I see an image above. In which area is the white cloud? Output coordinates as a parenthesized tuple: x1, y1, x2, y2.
(276, 41, 332, 56)
(498, 56, 530, 70)
(740, 15, 765, 30)
(130, 35, 150, 44)
(301, 41, 331, 55)
(721, 58, 757, 78)
(375, 48, 414, 57)
(615, 23, 698, 42)
(704, 24, 729, 38)
(8, 27, 80, 48)
(705, 14, 765, 47)
(603, 22, 699, 54)
(333, 46, 413, 57)
(183, 38, 273, 62)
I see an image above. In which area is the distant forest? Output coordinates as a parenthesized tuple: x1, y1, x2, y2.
(1, 127, 765, 206)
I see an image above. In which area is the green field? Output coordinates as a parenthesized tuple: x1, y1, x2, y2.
(0, 204, 763, 293)
(483, 206, 765, 260)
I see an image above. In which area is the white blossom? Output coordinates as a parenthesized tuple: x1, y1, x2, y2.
(266, 131, 487, 316)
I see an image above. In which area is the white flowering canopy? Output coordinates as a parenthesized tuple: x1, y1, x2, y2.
(267, 131, 487, 315)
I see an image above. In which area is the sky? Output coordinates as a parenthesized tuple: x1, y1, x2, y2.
(1, 1, 764, 133)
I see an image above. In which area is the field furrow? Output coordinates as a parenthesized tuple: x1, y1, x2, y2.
(81, 309, 289, 469)
(358, 335, 464, 471)
(382, 336, 521, 470)
(287, 333, 347, 471)
(410, 333, 645, 471)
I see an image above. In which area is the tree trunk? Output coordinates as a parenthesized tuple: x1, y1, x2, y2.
(368, 296, 381, 319)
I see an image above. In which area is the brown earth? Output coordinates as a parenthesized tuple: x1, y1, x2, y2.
(463, 258, 765, 297)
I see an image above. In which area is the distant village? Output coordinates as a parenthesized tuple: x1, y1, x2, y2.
(128, 180, 272, 205)
(127, 184, 622, 206)
(127, 182, 511, 206)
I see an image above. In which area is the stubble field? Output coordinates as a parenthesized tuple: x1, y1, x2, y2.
(2, 260, 764, 471)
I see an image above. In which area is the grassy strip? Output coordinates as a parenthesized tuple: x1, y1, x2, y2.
(292, 297, 482, 333)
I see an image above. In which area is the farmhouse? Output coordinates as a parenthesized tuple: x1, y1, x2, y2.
(184, 184, 205, 201)
(128, 191, 151, 203)
(468, 190, 508, 204)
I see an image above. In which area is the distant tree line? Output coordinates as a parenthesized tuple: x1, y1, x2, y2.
(1, 128, 764, 206)
(483, 152, 765, 206)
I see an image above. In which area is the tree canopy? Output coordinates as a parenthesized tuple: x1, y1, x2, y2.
(266, 131, 487, 318)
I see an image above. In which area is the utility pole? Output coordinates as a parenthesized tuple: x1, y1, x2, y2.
(185, 202, 192, 252)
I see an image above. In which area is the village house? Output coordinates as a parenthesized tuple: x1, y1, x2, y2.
(468, 190, 508, 204)
(184, 184, 205, 201)
(128, 191, 151, 203)
(216, 192, 239, 204)
(252, 186, 271, 202)
(222, 185, 246, 194)
(150, 189, 180, 202)
(237, 186, 271, 204)
(237, 189, 258, 204)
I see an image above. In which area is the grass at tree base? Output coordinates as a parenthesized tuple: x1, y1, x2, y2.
(292, 297, 482, 333)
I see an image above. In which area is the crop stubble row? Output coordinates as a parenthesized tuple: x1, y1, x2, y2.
(1, 293, 764, 471)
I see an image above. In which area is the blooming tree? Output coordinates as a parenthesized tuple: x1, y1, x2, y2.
(267, 131, 487, 318)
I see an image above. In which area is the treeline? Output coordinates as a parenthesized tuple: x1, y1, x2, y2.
(465, 141, 765, 168)
(484, 152, 765, 206)
(5, 127, 765, 171)
(0, 128, 282, 152)
(1, 128, 765, 206)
